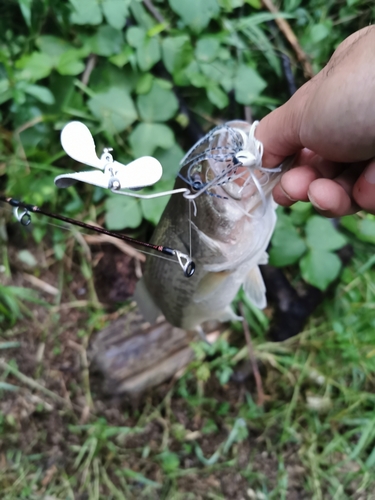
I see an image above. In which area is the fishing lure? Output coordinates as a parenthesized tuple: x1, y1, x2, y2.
(179, 121, 281, 210)
(0, 121, 195, 277)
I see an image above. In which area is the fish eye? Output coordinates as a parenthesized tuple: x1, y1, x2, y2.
(190, 172, 204, 191)
(192, 180, 203, 191)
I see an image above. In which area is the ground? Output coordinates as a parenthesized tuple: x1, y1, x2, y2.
(1, 220, 375, 499)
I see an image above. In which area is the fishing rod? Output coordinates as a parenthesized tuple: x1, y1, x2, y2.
(0, 195, 195, 278)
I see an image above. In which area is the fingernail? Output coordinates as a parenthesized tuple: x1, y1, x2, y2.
(280, 184, 297, 202)
(364, 161, 375, 184)
(308, 192, 326, 212)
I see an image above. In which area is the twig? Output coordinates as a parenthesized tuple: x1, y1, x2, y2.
(67, 339, 93, 412)
(0, 357, 72, 408)
(83, 233, 146, 262)
(239, 303, 265, 407)
(261, 0, 314, 79)
(142, 0, 166, 24)
(81, 54, 97, 87)
(23, 273, 59, 296)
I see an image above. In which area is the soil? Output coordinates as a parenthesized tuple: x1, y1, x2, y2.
(0, 232, 307, 499)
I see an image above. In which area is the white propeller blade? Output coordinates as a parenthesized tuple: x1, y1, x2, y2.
(114, 157, 163, 189)
(60, 121, 104, 170)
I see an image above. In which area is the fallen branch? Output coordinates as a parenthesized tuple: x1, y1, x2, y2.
(83, 233, 146, 262)
(239, 303, 265, 407)
(261, 0, 314, 79)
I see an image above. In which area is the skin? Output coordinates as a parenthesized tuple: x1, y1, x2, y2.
(256, 25, 375, 217)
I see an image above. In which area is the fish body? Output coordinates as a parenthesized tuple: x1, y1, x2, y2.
(136, 120, 293, 330)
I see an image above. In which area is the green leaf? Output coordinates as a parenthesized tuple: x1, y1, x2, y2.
(36, 36, 72, 63)
(109, 46, 133, 68)
(184, 61, 208, 88)
(196, 363, 211, 381)
(300, 250, 341, 290)
(162, 35, 193, 75)
(154, 143, 184, 181)
(69, 0, 102, 25)
(239, 24, 281, 76)
(137, 81, 178, 122)
(56, 50, 85, 75)
(158, 451, 180, 473)
(234, 64, 267, 105)
(200, 61, 235, 92)
(140, 184, 171, 225)
(219, 0, 244, 10)
(341, 215, 375, 244)
(206, 84, 229, 109)
(16, 52, 54, 81)
(18, 0, 32, 27)
(245, 0, 261, 7)
(136, 73, 154, 94)
(136, 37, 161, 71)
(310, 23, 331, 44)
(126, 26, 146, 48)
(90, 63, 139, 94)
(88, 25, 124, 56)
(88, 87, 137, 133)
(289, 201, 313, 226)
(195, 38, 220, 63)
(105, 195, 142, 230)
(305, 216, 347, 251)
(129, 123, 175, 158)
(0, 80, 12, 105)
(102, 0, 131, 30)
(24, 84, 55, 104)
(269, 233, 307, 268)
(0, 381, 19, 392)
(169, 0, 220, 33)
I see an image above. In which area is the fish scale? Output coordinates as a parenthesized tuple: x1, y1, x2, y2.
(135, 120, 294, 330)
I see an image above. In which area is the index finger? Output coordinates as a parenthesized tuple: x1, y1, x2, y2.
(255, 84, 310, 167)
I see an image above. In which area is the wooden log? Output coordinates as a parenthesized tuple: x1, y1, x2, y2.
(89, 304, 196, 395)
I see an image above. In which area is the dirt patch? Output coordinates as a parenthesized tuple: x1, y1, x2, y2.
(1, 237, 308, 499)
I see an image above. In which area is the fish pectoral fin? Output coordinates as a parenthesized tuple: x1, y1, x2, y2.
(195, 270, 232, 302)
(217, 305, 243, 323)
(243, 266, 267, 310)
(258, 251, 269, 266)
(134, 278, 162, 324)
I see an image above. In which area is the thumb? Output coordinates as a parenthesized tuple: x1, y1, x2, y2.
(255, 84, 310, 168)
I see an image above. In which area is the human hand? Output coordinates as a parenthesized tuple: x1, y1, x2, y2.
(256, 26, 375, 217)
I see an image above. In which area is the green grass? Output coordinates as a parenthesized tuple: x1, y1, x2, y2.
(1, 220, 375, 499)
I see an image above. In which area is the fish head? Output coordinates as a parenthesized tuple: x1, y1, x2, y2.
(179, 120, 292, 240)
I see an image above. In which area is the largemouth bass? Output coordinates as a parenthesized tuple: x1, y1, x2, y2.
(135, 120, 293, 330)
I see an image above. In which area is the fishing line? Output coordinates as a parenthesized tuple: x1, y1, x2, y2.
(188, 198, 192, 262)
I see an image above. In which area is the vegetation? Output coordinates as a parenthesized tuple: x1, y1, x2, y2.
(1, 0, 375, 498)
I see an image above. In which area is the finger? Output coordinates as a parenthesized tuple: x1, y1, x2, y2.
(279, 166, 321, 202)
(294, 150, 343, 178)
(308, 178, 358, 217)
(353, 158, 375, 214)
(256, 84, 311, 167)
(272, 182, 295, 207)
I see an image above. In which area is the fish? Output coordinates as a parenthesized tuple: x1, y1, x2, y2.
(135, 120, 293, 331)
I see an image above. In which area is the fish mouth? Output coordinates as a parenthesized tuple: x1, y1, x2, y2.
(219, 165, 250, 200)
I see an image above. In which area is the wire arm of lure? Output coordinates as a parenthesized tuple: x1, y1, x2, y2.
(110, 186, 190, 199)
(0, 196, 195, 278)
